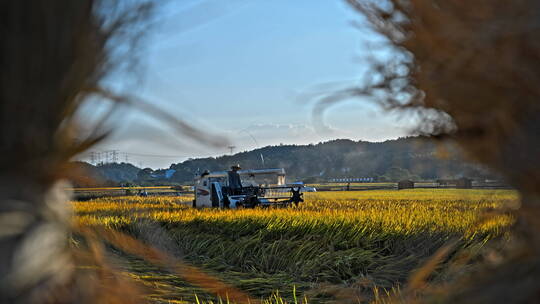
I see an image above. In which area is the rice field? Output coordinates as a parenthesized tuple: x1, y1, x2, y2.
(72, 189, 518, 303)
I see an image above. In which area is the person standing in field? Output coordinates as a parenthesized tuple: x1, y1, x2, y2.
(228, 164, 243, 195)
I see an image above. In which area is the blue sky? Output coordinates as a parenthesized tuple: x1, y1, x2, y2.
(83, 0, 412, 168)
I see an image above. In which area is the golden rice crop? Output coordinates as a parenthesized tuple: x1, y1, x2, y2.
(74, 189, 515, 237)
(72, 189, 517, 303)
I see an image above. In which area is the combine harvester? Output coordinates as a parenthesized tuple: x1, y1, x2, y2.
(193, 166, 303, 208)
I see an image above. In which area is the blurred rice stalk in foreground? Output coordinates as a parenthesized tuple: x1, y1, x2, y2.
(345, 0, 540, 302)
(0, 1, 246, 303)
(0, 1, 152, 303)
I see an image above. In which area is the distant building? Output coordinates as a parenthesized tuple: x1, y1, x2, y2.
(456, 177, 472, 189)
(329, 177, 374, 183)
(398, 180, 414, 190)
(436, 177, 472, 189)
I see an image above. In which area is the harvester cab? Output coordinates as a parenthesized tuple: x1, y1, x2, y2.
(193, 168, 303, 208)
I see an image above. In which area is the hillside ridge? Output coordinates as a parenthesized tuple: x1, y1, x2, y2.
(71, 136, 493, 186)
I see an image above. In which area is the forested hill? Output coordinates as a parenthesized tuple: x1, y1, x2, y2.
(169, 137, 492, 183)
(67, 162, 141, 187)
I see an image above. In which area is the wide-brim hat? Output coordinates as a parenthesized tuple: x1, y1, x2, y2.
(231, 164, 241, 170)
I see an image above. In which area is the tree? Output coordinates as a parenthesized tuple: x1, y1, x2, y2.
(383, 167, 412, 181)
(137, 168, 154, 181)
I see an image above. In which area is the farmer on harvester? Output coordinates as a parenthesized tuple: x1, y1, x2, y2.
(228, 164, 243, 195)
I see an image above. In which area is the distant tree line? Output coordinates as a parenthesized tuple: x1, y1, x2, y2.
(168, 136, 496, 183)
(67, 136, 497, 187)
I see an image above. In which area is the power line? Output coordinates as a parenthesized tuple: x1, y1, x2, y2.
(112, 150, 119, 163)
(87, 150, 218, 162)
(239, 128, 259, 147)
(124, 152, 194, 158)
(90, 152, 96, 165)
